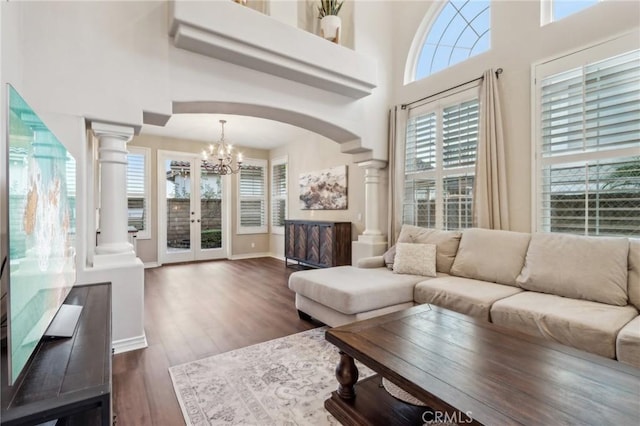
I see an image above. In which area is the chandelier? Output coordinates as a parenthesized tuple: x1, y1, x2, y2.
(202, 119, 243, 175)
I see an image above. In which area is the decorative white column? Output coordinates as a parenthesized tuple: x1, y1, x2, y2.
(91, 122, 136, 265)
(84, 122, 146, 354)
(352, 160, 388, 264)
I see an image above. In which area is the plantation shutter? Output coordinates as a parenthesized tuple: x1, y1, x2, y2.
(271, 162, 287, 228)
(65, 153, 76, 233)
(538, 49, 640, 237)
(442, 99, 478, 229)
(127, 152, 146, 232)
(239, 163, 267, 230)
(443, 100, 479, 168)
(541, 50, 640, 156)
(403, 112, 436, 226)
(402, 91, 479, 230)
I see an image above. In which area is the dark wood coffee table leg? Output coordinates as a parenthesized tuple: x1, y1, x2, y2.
(335, 351, 359, 399)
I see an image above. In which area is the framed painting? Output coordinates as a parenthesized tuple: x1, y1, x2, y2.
(299, 165, 347, 210)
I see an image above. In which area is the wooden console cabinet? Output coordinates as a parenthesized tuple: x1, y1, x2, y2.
(1, 283, 112, 425)
(284, 220, 351, 268)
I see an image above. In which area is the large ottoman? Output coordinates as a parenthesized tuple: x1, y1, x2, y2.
(288, 266, 429, 327)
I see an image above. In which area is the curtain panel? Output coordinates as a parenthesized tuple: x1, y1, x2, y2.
(388, 106, 409, 245)
(473, 69, 510, 230)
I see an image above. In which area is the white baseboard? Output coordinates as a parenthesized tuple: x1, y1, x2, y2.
(228, 252, 272, 260)
(112, 334, 148, 354)
(143, 261, 161, 269)
(269, 253, 285, 261)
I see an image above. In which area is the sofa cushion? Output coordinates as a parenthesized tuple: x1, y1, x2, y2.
(288, 266, 433, 315)
(383, 244, 396, 270)
(628, 239, 640, 310)
(295, 294, 415, 328)
(616, 316, 640, 368)
(516, 233, 629, 306)
(356, 256, 385, 269)
(397, 225, 461, 274)
(449, 228, 530, 286)
(490, 292, 638, 359)
(414, 276, 523, 321)
(393, 243, 436, 277)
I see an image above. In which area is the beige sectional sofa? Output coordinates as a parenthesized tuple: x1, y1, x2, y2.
(288, 225, 640, 368)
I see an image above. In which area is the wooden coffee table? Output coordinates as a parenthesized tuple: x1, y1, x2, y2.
(325, 304, 640, 425)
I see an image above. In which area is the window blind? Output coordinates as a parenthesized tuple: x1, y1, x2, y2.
(239, 164, 267, 230)
(538, 48, 640, 237)
(271, 162, 287, 227)
(541, 50, 640, 156)
(403, 92, 479, 231)
(127, 153, 146, 232)
(405, 112, 436, 173)
(443, 100, 479, 168)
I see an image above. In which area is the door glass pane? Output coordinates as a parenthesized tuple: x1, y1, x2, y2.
(201, 164, 222, 249)
(165, 159, 191, 252)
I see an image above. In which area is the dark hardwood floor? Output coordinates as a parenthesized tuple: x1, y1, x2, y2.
(112, 257, 317, 426)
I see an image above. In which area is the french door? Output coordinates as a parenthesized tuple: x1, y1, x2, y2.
(158, 150, 228, 263)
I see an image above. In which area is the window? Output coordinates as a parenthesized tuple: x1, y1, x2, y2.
(542, 0, 599, 25)
(403, 89, 479, 230)
(238, 158, 268, 234)
(127, 147, 151, 239)
(271, 157, 287, 234)
(413, 0, 490, 81)
(534, 37, 639, 237)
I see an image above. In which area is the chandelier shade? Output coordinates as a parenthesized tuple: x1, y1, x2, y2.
(202, 119, 243, 175)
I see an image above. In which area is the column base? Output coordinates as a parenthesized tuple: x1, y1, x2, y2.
(352, 239, 388, 266)
(96, 242, 135, 255)
(358, 233, 386, 244)
(93, 251, 137, 268)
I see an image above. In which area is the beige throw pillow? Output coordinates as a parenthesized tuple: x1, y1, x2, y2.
(393, 243, 437, 277)
(397, 225, 461, 274)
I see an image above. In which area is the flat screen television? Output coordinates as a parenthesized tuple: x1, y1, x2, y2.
(1, 84, 76, 385)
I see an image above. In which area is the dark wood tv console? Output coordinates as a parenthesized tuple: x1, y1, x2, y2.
(1, 283, 112, 426)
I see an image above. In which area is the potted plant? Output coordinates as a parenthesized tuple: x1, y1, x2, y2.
(318, 0, 343, 43)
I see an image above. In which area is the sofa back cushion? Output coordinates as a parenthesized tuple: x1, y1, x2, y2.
(516, 233, 629, 306)
(628, 239, 640, 310)
(450, 228, 531, 286)
(397, 225, 461, 274)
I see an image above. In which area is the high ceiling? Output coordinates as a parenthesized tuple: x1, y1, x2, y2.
(141, 113, 318, 149)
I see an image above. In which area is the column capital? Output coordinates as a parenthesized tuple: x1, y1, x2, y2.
(357, 160, 387, 170)
(90, 121, 135, 142)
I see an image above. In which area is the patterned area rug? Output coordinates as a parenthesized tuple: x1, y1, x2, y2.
(169, 327, 374, 425)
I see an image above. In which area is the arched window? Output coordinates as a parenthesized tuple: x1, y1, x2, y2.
(413, 0, 491, 81)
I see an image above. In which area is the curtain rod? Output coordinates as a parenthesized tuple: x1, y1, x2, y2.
(401, 68, 503, 110)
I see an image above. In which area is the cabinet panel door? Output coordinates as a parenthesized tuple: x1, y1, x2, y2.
(294, 224, 307, 260)
(319, 225, 334, 267)
(306, 224, 320, 264)
(284, 222, 295, 258)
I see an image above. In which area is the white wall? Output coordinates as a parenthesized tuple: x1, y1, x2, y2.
(12, 1, 390, 161)
(391, 0, 640, 232)
(269, 133, 367, 258)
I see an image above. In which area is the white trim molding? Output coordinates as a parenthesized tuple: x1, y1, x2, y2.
(112, 333, 148, 354)
(168, 0, 376, 99)
(229, 252, 272, 260)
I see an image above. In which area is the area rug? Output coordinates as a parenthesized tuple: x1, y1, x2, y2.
(169, 327, 374, 425)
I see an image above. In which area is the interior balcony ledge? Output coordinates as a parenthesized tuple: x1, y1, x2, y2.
(169, 0, 377, 99)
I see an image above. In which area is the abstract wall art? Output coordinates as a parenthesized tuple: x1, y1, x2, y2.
(299, 165, 348, 210)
